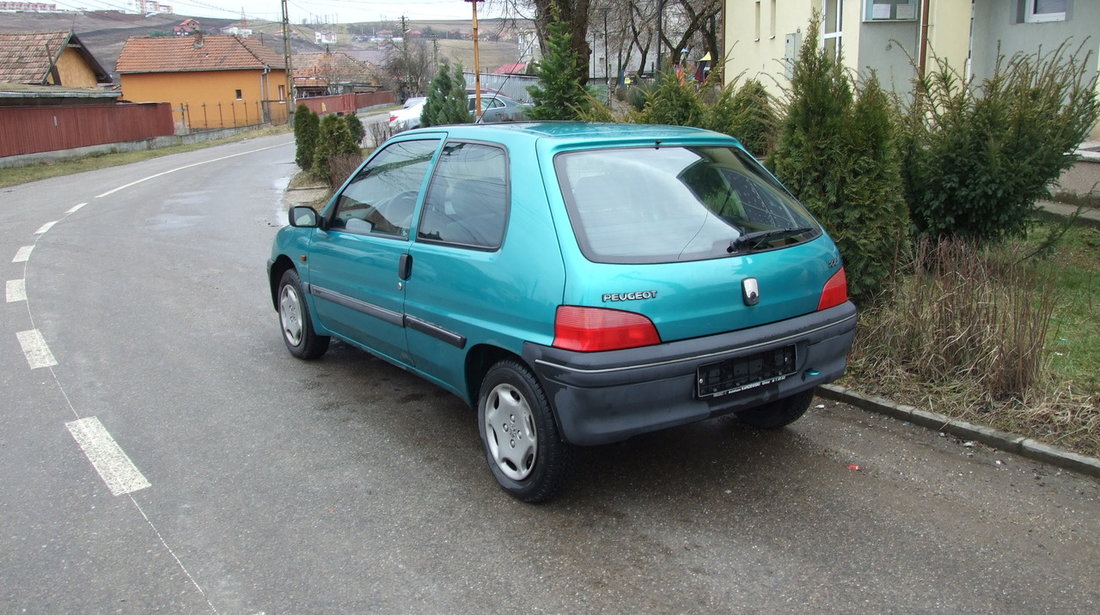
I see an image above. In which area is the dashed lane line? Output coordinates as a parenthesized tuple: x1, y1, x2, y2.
(13, 245, 33, 262)
(35, 221, 58, 234)
(16, 329, 57, 369)
(6, 279, 25, 302)
(66, 416, 151, 496)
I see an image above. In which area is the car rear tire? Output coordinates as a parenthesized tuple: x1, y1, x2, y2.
(277, 268, 330, 360)
(478, 360, 573, 503)
(736, 390, 814, 429)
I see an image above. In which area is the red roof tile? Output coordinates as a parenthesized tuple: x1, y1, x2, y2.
(116, 34, 287, 74)
(292, 51, 377, 83)
(0, 31, 111, 85)
(492, 62, 527, 75)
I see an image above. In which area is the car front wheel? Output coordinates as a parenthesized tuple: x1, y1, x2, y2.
(478, 360, 573, 503)
(277, 268, 330, 360)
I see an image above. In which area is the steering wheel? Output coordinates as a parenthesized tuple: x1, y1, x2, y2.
(378, 190, 419, 228)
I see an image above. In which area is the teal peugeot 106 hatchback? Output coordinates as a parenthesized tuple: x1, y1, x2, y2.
(269, 122, 856, 502)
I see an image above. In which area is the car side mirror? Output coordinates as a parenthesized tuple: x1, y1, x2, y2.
(289, 206, 321, 228)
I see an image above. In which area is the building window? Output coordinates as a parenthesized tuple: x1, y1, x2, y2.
(754, 1, 761, 41)
(1024, 0, 1067, 23)
(235, 89, 243, 100)
(769, 0, 777, 38)
(278, 85, 286, 101)
(864, 0, 918, 22)
(822, 0, 842, 60)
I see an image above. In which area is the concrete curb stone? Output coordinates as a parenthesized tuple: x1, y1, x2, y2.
(816, 384, 1100, 478)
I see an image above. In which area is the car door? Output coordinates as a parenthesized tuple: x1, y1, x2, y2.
(479, 96, 506, 122)
(306, 137, 441, 365)
(405, 141, 512, 390)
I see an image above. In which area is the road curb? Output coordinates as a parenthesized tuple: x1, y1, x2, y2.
(816, 384, 1100, 479)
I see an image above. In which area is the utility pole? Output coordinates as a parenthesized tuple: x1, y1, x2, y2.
(602, 7, 610, 104)
(466, 0, 484, 118)
(401, 15, 409, 94)
(281, 0, 293, 109)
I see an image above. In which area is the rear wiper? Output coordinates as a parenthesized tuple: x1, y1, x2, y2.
(727, 227, 814, 253)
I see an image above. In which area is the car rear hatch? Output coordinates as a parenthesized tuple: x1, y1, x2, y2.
(553, 142, 845, 343)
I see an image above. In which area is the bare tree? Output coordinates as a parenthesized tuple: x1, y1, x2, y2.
(382, 38, 434, 99)
(493, 0, 592, 83)
(490, 0, 721, 82)
(661, 0, 722, 73)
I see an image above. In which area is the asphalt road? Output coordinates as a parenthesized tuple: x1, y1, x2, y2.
(1, 134, 1098, 614)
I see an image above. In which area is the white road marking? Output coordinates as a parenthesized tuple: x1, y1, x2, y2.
(16, 329, 58, 368)
(6, 279, 26, 302)
(13, 245, 33, 262)
(35, 221, 58, 234)
(66, 417, 151, 496)
(66, 202, 87, 214)
(95, 143, 286, 199)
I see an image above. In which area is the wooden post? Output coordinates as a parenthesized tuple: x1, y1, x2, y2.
(467, 0, 484, 119)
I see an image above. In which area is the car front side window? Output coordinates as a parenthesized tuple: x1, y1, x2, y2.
(330, 139, 439, 238)
(417, 141, 508, 249)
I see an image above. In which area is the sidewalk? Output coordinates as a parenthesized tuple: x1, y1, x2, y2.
(1036, 199, 1100, 226)
(1038, 144, 1100, 227)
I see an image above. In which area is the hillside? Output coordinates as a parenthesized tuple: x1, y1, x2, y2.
(0, 11, 525, 82)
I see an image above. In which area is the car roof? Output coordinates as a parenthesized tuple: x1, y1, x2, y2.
(402, 122, 733, 147)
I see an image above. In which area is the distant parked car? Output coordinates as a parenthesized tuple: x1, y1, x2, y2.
(469, 93, 530, 123)
(389, 97, 426, 132)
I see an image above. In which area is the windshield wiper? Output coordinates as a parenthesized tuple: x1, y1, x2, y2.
(727, 227, 814, 253)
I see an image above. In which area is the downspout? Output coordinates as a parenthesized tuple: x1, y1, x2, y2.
(918, 0, 931, 81)
(261, 66, 271, 123)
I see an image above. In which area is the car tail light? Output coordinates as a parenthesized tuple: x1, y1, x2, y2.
(553, 306, 661, 352)
(389, 114, 398, 122)
(817, 267, 848, 311)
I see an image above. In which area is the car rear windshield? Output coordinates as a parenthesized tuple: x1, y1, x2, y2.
(556, 145, 821, 264)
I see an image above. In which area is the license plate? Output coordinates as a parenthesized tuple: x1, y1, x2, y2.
(696, 345, 797, 398)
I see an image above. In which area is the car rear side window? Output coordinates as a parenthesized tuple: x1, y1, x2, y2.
(417, 141, 508, 250)
(556, 146, 820, 264)
(331, 139, 440, 238)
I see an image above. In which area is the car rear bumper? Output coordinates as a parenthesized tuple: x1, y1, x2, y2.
(523, 301, 857, 446)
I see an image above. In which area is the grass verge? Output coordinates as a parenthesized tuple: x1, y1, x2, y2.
(844, 221, 1100, 457)
(0, 124, 292, 189)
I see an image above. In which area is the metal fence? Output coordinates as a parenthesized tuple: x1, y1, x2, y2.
(171, 100, 290, 133)
(463, 72, 539, 103)
(0, 103, 174, 158)
(294, 91, 395, 117)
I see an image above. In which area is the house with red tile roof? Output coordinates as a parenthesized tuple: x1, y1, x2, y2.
(292, 50, 380, 98)
(0, 30, 112, 89)
(0, 32, 174, 160)
(116, 32, 289, 130)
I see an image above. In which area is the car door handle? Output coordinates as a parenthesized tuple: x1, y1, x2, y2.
(398, 253, 413, 280)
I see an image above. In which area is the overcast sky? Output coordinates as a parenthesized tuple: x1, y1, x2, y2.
(116, 0, 511, 24)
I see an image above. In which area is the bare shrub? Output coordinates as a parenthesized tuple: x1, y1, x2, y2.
(326, 154, 362, 191)
(367, 120, 392, 149)
(863, 238, 1056, 402)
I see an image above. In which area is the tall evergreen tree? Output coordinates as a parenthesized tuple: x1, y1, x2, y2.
(526, 19, 590, 121)
(767, 14, 909, 301)
(312, 114, 362, 185)
(421, 60, 471, 127)
(293, 104, 320, 171)
(345, 112, 365, 144)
